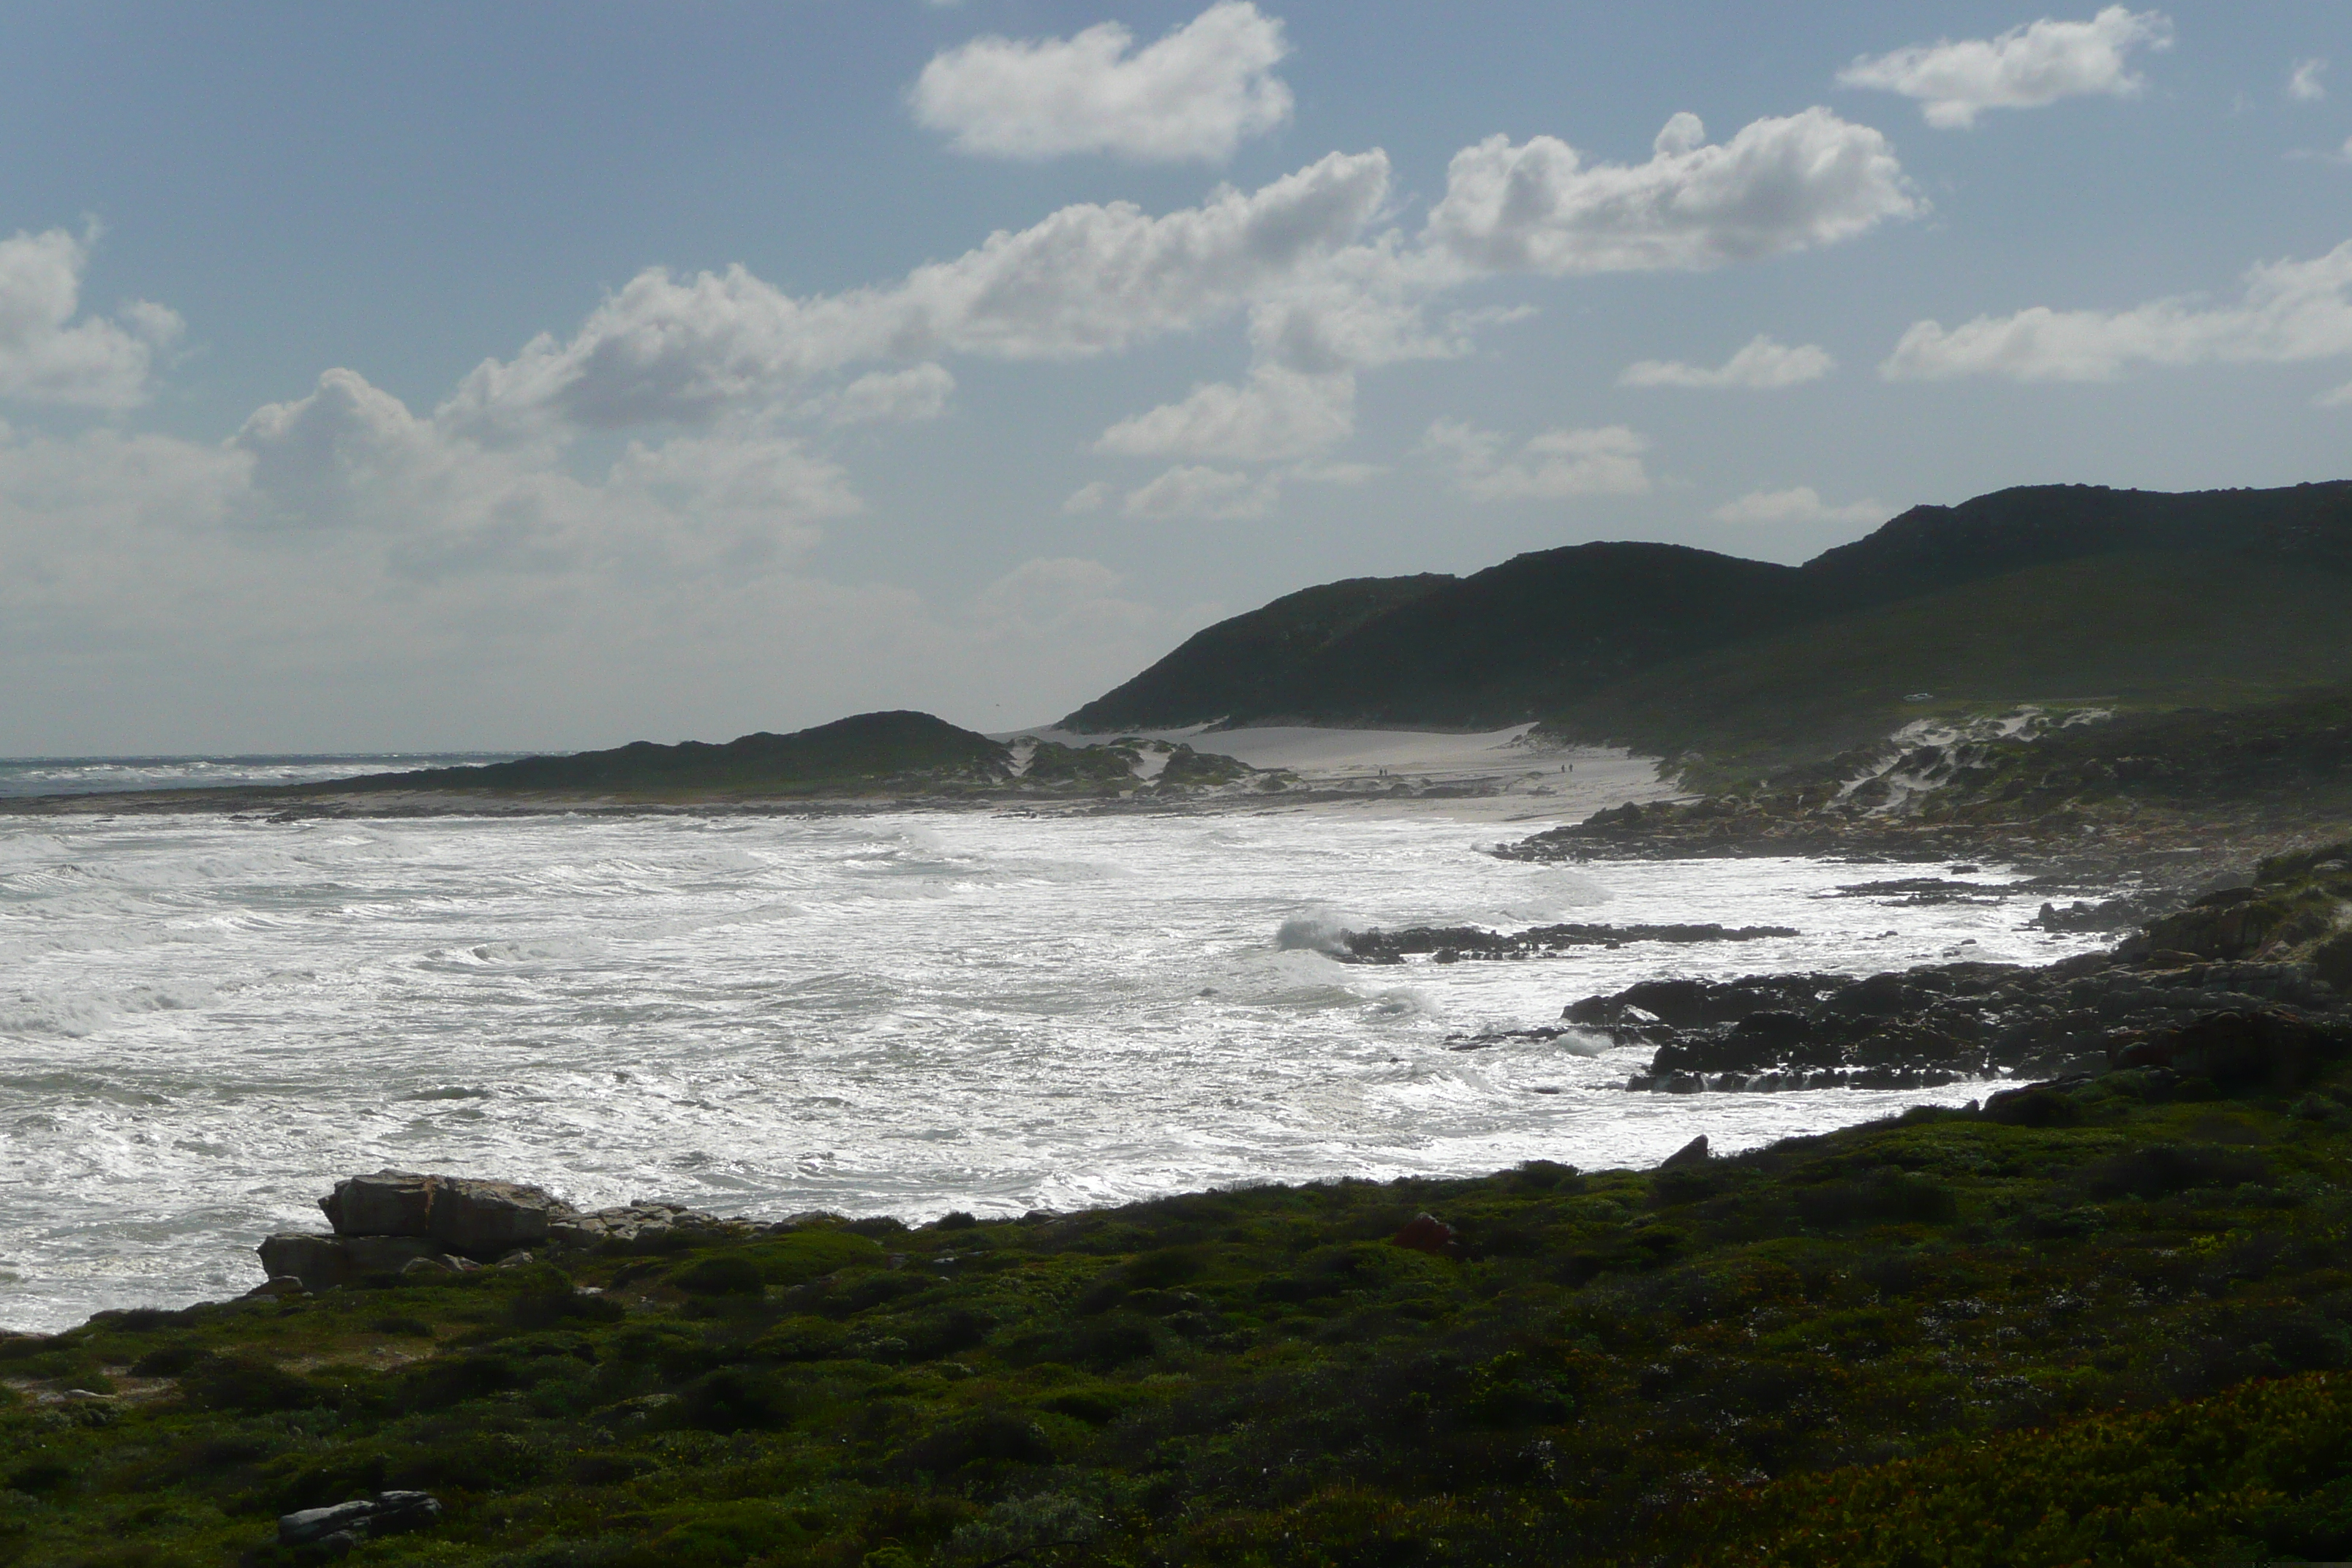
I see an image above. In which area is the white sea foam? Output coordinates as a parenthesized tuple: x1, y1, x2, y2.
(0, 797, 2118, 1332)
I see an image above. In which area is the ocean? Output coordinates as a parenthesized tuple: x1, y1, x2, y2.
(0, 759, 2116, 1333)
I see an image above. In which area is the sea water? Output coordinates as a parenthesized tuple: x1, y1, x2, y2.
(0, 793, 2114, 1333)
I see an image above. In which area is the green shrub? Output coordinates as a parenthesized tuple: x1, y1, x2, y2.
(679, 1368, 800, 1432)
(127, 1343, 203, 1377)
(898, 1411, 1055, 1474)
(178, 1352, 321, 1414)
(1793, 1169, 1959, 1228)
(750, 1314, 848, 1362)
(1727, 1371, 2352, 1567)
(667, 1254, 765, 1297)
(645, 1500, 810, 1568)
(6, 1457, 76, 1495)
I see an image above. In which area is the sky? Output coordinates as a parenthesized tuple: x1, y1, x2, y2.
(1, 1, 2348, 753)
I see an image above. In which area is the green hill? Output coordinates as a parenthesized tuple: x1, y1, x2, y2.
(1549, 549, 2352, 783)
(1064, 573, 1452, 731)
(319, 710, 1014, 799)
(1063, 481, 2352, 780)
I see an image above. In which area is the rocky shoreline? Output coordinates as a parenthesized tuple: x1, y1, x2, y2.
(1334, 920, 1799, 964)
(1556, 838, 2352, 1094)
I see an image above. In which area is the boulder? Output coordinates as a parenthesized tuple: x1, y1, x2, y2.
(258, 1232, 448, 1292)
(279, 1491, 441, 1548)
(429, 1179, 573, 1255)
(318, 1171, 434, 1237)
(1658, 1134, 1711, 1169)
(271, 1172, 770, 1295)
(320, 1171, 578, 1259)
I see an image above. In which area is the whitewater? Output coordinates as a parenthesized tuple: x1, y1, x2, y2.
(0, 774, 2118, 1333)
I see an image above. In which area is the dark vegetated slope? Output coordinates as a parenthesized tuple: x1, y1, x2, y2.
(1063, 481, 2352, 739)
(1063, 573, 1452, 731)
(1802, 478, 2352, 601)
(319, 710, 1012, 797)
(1252, 543, 1814, 727)
(1549, 551, 2352, 778)
(1071, 543, 1818, 730)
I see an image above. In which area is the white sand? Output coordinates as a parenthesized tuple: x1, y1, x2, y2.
(1013, 721, 1686, 824)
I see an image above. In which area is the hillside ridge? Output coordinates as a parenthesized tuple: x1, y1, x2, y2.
(1062, 482, 2352, 758)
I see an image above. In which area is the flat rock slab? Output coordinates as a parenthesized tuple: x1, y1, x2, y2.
(259, 1232, 448, 1292)
(321, 1171, 576, 1258)
(280, 1490, 441, 1548)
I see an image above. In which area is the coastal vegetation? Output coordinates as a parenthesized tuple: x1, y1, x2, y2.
(12, 879, 2352, 1564)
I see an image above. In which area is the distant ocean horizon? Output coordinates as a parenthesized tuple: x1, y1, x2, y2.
(0, 753, 535, 799)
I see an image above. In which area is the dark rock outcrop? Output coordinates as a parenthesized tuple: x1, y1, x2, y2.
(321, 1171, 571, 1256)
(279, 1490, 441, 1553)
(257, 1233, 445, 1292)
(257, 1172, 798, 1291)
(1588, 958, 2350, 1093)
(1339, 921, 1800, 965)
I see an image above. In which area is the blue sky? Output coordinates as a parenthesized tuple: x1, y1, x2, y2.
(1, 1, 2346, 752)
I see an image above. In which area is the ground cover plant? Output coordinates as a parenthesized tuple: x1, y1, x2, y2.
(12, 1044, 2352, 1566)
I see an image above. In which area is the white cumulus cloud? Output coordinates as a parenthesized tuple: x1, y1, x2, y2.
(1621, 335, 1835, 389)
(439, 151, 1390, 440)
(1121, 464, 1280, 519)
(1882, 238, 2352, 382)
(2290, 58, 2329, 102)
(1096, 366, 1353, 462)
(1422, 109, 1921, 276)
(0, 227, 183, 410)
(1839, 7, 2172, 129)
(431, 108, 1917, 449)
(1423, 420, 1651, 502)
(911, 1, 1292, 163)
(1711, 486, 1891, 527)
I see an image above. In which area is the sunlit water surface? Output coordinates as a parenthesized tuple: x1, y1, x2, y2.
(0, 802, 2114, 1331)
